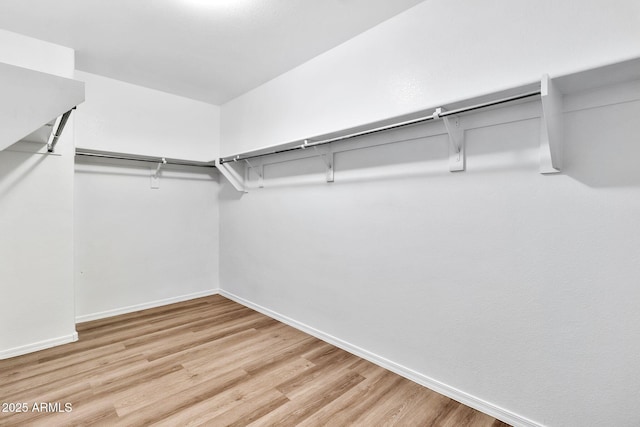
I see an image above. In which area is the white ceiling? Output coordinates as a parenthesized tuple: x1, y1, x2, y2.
(0, 0, 425, 105)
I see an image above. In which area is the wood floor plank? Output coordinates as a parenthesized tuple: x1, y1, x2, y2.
(144, 327, 264, 372)
(217, 389, 290, 427)
(275, 349, 360, 399)
(89, 358, 184, 395)
(29, 404, 119, 427)
(295, 368, 404, 426)
(0, 382, 94, 426)
(0, 342, 127, 385)
(348, 376, 438, 426)
(248, 370, 367, 427)
(115, 367, 249, 424)
(2, 352, 149, 401)
(154, 356, 312, 427)
(0, 295, 511, 426)
(183, 333, 314, 379)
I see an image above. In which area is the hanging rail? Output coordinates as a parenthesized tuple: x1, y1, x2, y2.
(75, 148, 216, 168)
(218, 89, 541, 165)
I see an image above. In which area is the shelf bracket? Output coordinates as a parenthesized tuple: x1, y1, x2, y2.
(540, 74, 563, 174)
(47, 109, 74, 153)
(245, 159, 264, 188)
(216, 159, 247, 193)
(314, 146, 334, 182)
(434, 107, 465, 172)
(150, 157, 167, 189)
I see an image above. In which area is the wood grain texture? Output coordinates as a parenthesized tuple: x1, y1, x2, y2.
(0, 295, 510, 426)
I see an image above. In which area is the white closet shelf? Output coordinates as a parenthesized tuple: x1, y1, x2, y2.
(75, 148, 217, 168)
(216, 82, 544, 192)
(553, 56, 640, 94)
(75, 148, 217, 190)
(0, 62, 84, 153)
(218, 82, 542, 166)
(215, 57, 640, 192)
(218, 56, 640, 192)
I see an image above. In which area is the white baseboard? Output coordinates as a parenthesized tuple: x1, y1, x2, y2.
(0, 332, 78, 360)
(1, 290, 221, 360)
(219, 289, 543, 427)
(75, 289, 220, 323)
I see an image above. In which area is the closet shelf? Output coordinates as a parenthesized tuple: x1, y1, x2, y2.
(218, 84, 542, 166)
(217, 57, 640, 193)
(75, 148, 217, 189)
(75, 148, 217, 169)
(217, 81, 546, 192)
(0, 61, 84, 153)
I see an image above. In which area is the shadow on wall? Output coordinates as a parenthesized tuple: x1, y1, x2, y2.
(0, 141, 49, 200)
(75, 156, 219, 183)
(562, 100, 640, 188)
(219, 179, 244, 201)
(220, 98, 640, 193)
(237, 138, 452, 191)
(228, 116, 543, 191)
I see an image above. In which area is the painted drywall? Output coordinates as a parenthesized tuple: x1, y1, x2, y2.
(74, 71, 219, 160)
(219, 3, 640, 423)
(73, 72, 220, 321)
(0, 32, 77, 358)
(0, 29, 73, 78)
(221, 0, 640, 156)
(220, 82, 640, 426)
(74, 160, 220, 321)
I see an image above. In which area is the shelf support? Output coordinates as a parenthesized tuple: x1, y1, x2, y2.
(150, 157, 167, 189)
(540, 74, 563, 174)
(216, 159, 247, 193)
(434, 107, 465, 172)
(314, 146, 334, 182)
(47, 109, 74, 153)
(245, 159, 264, 188)
(0, 62, 84, 152)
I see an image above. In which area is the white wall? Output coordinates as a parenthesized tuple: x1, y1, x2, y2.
(73, 72, 220, 321)
(221, 0, 640, 156)
(218, 1, 640, 425)
(74, 71, 219, 160)
(0, 29, 73, 78)
(220, 86, 640, 427)
(0, 32, 77, 358)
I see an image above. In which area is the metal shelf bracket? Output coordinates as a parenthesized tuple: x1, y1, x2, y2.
(216, 159, 247, 193)
(540, 74, 563, 174)
(245, 159, 264, 188)
(151, 157, 167, 189)
(434, 107, 465, 172)
(314, 146, 334, 182)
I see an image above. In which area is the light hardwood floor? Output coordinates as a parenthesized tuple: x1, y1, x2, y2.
(0, 295, 510, 426)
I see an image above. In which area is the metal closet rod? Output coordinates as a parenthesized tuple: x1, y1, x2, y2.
(75, 148, 216, 168)
(219, 89, 542, 164)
